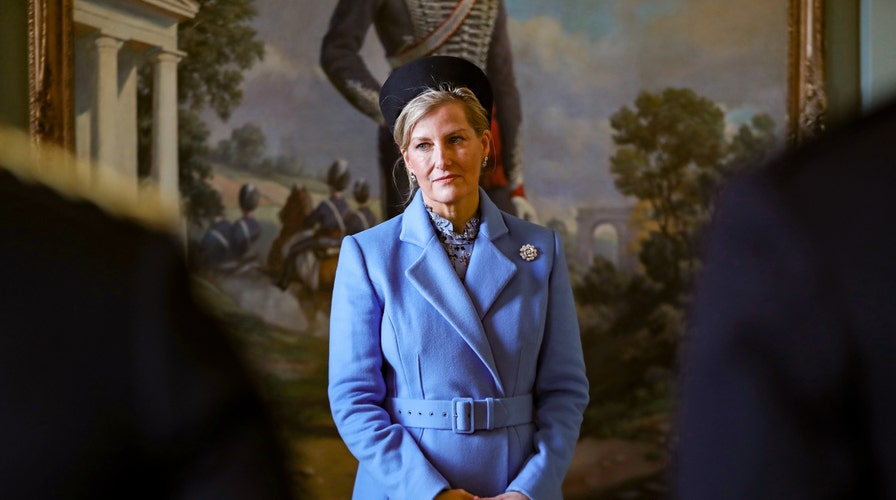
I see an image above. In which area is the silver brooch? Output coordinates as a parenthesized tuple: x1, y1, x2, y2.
(519, 244, 538, 261)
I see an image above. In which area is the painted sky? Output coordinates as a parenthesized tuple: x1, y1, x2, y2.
(203, 0, 788, 227)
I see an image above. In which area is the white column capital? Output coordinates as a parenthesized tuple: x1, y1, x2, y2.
(92, 33, 124, 51)
(148, 48, 186, 64)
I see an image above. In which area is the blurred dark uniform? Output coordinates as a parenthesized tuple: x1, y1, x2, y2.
(320, 0, 526, 218)
(676, 100, 896, 499)
(0, 167, 294, 499)
(345, 178, 378, 235)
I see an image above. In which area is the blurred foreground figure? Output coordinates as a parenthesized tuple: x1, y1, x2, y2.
(676, 101, 896, 499)
(0, 129, 294, 500)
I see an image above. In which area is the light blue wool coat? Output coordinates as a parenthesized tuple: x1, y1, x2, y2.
(328, 189, 589, 500)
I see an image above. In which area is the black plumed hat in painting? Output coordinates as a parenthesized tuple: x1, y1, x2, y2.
(326, 159, 350, 192)
(238, 183, 260, 212)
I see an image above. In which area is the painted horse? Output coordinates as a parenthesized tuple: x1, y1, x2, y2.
(267, 185, 339, 331)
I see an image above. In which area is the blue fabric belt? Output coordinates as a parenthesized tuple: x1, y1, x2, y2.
(385, 395, 533, 434)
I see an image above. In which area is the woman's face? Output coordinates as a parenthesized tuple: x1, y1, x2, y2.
(402, 102, 490, 217)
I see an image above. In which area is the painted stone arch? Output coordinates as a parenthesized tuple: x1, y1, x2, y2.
(575, 204, 635, 272)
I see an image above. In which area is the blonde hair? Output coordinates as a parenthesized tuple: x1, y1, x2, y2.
(392, 84, 490, 202)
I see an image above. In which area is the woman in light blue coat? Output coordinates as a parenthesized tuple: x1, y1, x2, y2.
(328, 56, 589, 500)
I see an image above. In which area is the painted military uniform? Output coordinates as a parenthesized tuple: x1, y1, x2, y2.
(320, 0, 524, 218)
(230, 215, 261, 258)
(199, 217, 233, 268)
(346, 206, 377, 235)
(303, 195, 351, 251)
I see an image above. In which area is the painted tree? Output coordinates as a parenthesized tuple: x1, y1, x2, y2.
(177, 0, 264, 119)
(177, 110, 222, 224)
(610, 88, 727, 297)
(228, 122, 268, 171)
(139, 0, 264, 223)
(577, 87, 777, 437)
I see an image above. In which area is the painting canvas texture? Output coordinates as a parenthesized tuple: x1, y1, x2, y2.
(177, 0, 788, 498)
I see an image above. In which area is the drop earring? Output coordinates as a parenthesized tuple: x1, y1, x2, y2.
(409, 172, 417, 183)
(481, 156, 488, 168)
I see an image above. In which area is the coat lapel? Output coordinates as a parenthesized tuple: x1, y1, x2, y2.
(400, 191, 510, 393)
(464, 192, 515, 320)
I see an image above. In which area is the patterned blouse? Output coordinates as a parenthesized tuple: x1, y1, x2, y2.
(426, 206, 480, 283)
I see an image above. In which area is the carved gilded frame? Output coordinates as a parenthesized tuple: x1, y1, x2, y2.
(788, 0, 827, 144)
(28, 0, 74, 151)
(30, 1, 825, 150)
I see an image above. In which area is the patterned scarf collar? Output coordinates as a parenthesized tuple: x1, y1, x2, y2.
(425, 206, 480, 244)
(425, 206, 481, 282)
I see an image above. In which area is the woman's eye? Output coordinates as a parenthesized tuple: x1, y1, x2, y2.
(415, 143, 431, 151)
(449, 136, 464, 144)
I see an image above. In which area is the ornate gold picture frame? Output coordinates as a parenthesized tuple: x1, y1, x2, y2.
(28, 0, 74, 151)
(788, 0, 827, 143)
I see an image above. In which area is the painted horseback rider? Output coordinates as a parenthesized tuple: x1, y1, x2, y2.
(276, 160, 351, 290)
(346, 178, 378, 235)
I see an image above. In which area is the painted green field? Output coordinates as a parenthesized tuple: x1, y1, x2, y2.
(192, 277, 357, 499)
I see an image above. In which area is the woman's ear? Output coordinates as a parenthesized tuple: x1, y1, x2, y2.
(481, 130, 492, 160)
(401, 149, 411, 169)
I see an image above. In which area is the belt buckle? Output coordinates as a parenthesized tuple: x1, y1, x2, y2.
(451, 397, 475, 434)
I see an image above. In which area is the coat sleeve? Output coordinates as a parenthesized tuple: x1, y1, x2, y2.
(319, 0, 385, 125)
(507, 231, 589, 499)
(328, 235, 450, 499)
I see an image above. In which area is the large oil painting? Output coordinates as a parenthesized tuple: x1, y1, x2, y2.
(193, 4, 789, 495)
(33, 0, 824, 498)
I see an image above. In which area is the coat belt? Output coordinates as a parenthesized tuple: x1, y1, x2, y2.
(384, 395, 533, 434)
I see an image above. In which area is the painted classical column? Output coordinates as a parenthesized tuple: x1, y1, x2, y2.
(73, 34, 96, 180)
(93, 35, 122, 174)
(117, 46, 139, 192)
(150, 50, 182, 217)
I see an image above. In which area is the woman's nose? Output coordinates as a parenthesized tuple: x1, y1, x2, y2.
(433, 144, 450, 169)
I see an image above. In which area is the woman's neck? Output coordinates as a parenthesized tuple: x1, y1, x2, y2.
(425, 191, 479, 232)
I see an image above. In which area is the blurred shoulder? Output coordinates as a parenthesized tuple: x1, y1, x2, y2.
(0, 124, 179, 234)
(0, 170, 184, 293)
(1, 170, 176, 249)
(764, 99, 896, 201)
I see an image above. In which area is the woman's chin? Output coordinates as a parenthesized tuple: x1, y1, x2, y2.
(427, 186, 476, 205)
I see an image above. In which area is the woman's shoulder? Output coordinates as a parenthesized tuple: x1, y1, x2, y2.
(500, 211, 555, 240)
(345, 213, 403, 245)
